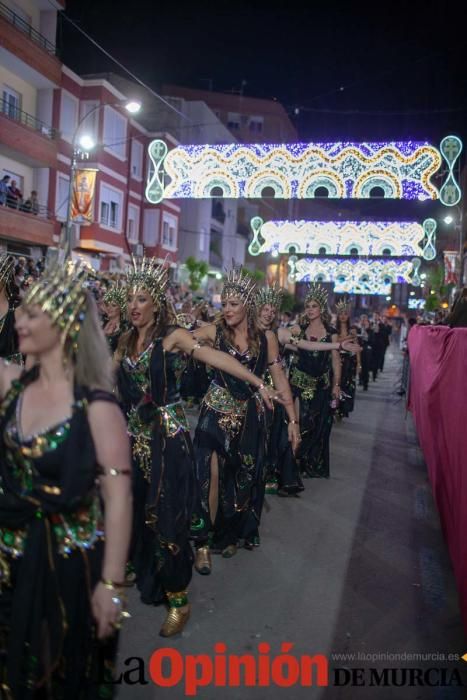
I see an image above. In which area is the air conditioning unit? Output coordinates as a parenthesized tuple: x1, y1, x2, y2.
(131, 243, 144, 256)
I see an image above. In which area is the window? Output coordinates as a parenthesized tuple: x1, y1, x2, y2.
(249, 117, 263, 133)
(100, 184, 123, 230)
(103, 106, 127, 160)
(60, 92, 79, 142)
(79, 101, 99, 142)
(55, 174, 69, 221)
(227, 112, 240, 130)
(143, 209, 159, 246)
(130, 140, 143, 180)
(161, 213, 177, 251)
(127, 204, 140, 242)
(2, 86, 21, 119)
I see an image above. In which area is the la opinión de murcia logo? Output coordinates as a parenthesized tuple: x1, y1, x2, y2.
(101, 644, 465, 695)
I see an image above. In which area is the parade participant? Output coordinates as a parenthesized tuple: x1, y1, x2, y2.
(357, 315, 373, 391)
(288, 283, 341, 478)
(115, 258, 277, 635)
(256, 285, 304, 497)
(0, 254, 20, 363)
(191, 269, 301, 571)
(335, 298, 358, 419)
(102, 280, 127, 353)
(0, 261, 132, 698)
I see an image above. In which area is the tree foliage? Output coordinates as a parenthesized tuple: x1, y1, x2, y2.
(185, 256, 209, 291)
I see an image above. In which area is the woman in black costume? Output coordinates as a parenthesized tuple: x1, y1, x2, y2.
(0, 261, 132, 698)
(102, 281, 127, 353)
(115, 258, 277, 637)
(288, 283, 341, 478)
(334, 298, 358, 419)
(0, 254, 20, 363)
(191, 269, 301, 574)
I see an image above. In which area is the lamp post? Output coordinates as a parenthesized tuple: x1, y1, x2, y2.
(62, 100, 141, 260)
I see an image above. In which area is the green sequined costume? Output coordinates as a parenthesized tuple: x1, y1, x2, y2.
(117, 336, 195, 605)
(290, 327, 335, 478)
(0, 367, 120, 698)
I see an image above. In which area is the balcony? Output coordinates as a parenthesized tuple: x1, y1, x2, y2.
(0, 97, 57, 167)
(0, 1, 62, 87)
(0, 204, 55, 246)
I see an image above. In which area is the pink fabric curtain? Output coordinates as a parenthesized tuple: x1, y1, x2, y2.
(408, 325, 467, 629)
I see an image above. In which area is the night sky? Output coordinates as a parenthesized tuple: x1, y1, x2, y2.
(61, 0, 467, 142)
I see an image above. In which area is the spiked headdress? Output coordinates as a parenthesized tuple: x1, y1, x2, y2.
(305, 282, 328, 313)
(103, 281, 127, 313)
(335, 297, 351, 314)
(126, 257, 169, 304)
(256, 283, 284, 310)
(0, 253, 15, 294)
(221, 266, 257, 307)
(23, 260, 89, 353)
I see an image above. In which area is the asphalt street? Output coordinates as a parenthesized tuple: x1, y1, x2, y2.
(115, 347, 466, 700)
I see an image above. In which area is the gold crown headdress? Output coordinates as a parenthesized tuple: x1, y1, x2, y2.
(126, 257, 169, 304)
(305, 282, 329, 312)
(221, 266, 257, 306)
(23, 260, 89, 353)
(0, 253, 15, 291)
(335, 297, 351, 314)
(256, 283, 284, 310)
(103, 281, 127, 312)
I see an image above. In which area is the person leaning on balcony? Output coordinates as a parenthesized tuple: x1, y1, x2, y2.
(20, 190, 39, 215)
(0, 176, 10, 206)
(6, 180, 22, 209)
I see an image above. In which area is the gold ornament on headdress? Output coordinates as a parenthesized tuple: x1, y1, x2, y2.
(23, 260, 89, 353)
(335, 297, 351, 314)
(221, 266, 257, 306)
(256, 283, 284, 310)
(126, 257, 169, 304)
(0, 253, 15, 292)
(103, 281, 127, 312)
(305, 282, 328, 312)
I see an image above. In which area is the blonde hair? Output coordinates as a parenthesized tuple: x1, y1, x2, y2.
(68, 291, 114, 391)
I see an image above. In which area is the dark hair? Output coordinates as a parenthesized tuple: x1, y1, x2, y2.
(116, 297, 176, 359)
(216, 306, 261, 355)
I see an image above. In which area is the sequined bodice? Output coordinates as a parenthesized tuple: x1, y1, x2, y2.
(121, 338, 185, 408)
(294, 329, 333, 377)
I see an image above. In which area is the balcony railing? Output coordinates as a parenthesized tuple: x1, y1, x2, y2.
(0, 0, 56, 54)
(0, 97, 57, 139)
(0, 201, 54, 220)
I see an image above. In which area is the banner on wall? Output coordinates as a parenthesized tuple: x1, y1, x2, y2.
(70, 168, 98, 225)
(443, 250, 459, 285)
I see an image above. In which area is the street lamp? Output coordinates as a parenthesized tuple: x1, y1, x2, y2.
(63, 100, 142, 258)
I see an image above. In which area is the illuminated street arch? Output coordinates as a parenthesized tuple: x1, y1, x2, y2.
(249, 218, 437, 260)
(288, 257, 420, 295)
(145, 139, 460, 204)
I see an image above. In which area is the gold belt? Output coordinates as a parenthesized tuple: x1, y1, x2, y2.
(290, 367, 329, 400)
(203, 382, 248, 440)
(129, 401, 189, 482)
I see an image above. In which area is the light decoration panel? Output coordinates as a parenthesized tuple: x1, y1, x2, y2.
(288, 257, 419, 295)
(146, 139, 444, 204)
(249, 217, 436, 258)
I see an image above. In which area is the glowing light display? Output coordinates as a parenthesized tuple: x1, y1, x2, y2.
(288, 256, 419, 295)
(146, 139, 444, 203)
(249, 217, 436, 259)
(439, 135, 462, 206)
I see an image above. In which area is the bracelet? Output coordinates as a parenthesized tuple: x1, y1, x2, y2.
(256, 383, 265, 392)
(289, 419, 299, 424)
(101, 577, 132, 590)
(289, 335, 300, 346)
(190, 340, 202, 358)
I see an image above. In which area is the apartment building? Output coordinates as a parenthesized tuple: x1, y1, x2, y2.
(54, 67, 180, 270)
(0, 0, 63, 255)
